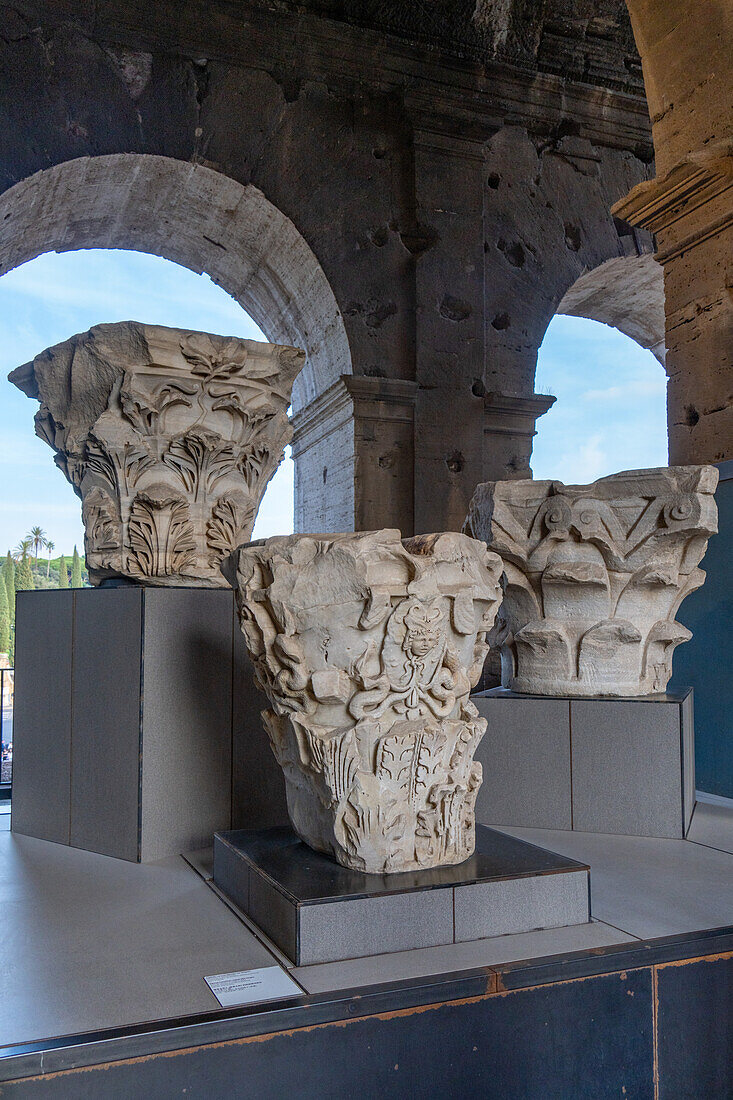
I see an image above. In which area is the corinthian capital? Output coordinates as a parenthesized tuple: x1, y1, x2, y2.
(226, 530, 503, 873)
(10, 322, 305, 586)
(464, 466, 718, 697)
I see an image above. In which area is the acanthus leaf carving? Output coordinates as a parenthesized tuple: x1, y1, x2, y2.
(127, 489, 197, 578)
(10, 322, 305, 586)
(206, 495, 256, 565)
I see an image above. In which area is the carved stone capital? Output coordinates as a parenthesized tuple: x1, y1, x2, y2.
(10, 322, 305, 586)
(612, 155, 733, 264)
(482, 391, 556, 439)
(464, 466, 718, 697)
(481, 391, 556, 481)
(227, 529, 503, 873)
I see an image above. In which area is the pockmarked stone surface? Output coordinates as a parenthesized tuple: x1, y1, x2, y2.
(464, 466, 718, 697)
(10, 323, 305, 586)
(226, 530, 503, 873)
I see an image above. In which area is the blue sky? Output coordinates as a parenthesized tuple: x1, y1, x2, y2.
(0, 249, 668, 555)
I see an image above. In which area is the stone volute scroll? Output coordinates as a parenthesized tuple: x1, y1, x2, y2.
(225, 530, 503, 873)
(464, 466, 718, 698)
(10, 322, 305, 587)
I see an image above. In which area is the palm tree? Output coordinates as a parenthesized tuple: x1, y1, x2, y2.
(46, 539, 55, 577)
(28, 526, 47, 569)
(13, 537, 32, 561)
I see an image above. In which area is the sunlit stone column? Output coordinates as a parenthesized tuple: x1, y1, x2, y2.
(10, 322, 305, 586)
(464, 466, 718, 697)
(226, 530, 503, 873)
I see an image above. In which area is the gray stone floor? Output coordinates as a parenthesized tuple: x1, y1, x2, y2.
(0, 800, 731, 1049)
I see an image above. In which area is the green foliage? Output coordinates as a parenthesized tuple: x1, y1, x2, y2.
(58, 555, 69, 589)
(0, 574, 9, 655)
(15, 552, 34, 592)
(3, 553, 15, 624)
(71, 546, 83, 589)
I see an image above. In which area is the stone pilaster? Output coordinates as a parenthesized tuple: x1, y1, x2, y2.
(613, 157, 733, 465)
(291, 375, 418, 535)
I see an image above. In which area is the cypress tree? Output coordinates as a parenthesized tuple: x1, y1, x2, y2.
(3, 552, 15, 624)
(15, 552, 34, 592)
(71, 546, 83, 589)
(58, 555, 69, 589)
(0, 575, 9, 655)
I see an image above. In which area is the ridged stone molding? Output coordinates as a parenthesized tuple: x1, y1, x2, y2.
(464, 466, 718, 697)
(10, 322, 305, 587)
(226, 530, 503, 873)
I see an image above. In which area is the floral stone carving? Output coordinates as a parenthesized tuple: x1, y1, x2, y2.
(464, 466, 718, 697)
(226, 530, 503, 873)
(10, 322, 305, 586)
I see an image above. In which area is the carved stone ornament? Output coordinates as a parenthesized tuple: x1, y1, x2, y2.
(226, 530, 503, 873)
(10, 322, 305, 586)
(464, 466, 718, 697)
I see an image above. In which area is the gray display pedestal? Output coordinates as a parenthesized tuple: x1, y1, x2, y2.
(11, 587, 289, 862)
(213, 825, 591, 966)
(472, 687, 695, 838)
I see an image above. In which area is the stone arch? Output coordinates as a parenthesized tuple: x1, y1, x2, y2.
(556, 253, 666, 365)
(0, 154, 352, 412)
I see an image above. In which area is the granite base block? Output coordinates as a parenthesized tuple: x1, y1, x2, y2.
(11, 588, 288, 862)
(213, 825, 591, 966)
(473, 688, 695, 839)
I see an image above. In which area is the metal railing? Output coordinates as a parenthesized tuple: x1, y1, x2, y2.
(1, 666, 13, 798)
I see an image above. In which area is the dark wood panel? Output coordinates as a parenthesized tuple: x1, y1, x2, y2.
(2, 968, 654, 1099)
(657, 952, 733, 1100)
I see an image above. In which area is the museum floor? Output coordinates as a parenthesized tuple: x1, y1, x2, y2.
(0, 795, 731, 1094)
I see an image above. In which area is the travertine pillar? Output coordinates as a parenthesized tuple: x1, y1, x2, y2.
(465, 466, 718, 697)
(226, 530, 503, 873)
(614, 158, 733, 465)
(10, 322, 305, 586)
(412, 126, 487, 535)
(291, 376, 418, 534)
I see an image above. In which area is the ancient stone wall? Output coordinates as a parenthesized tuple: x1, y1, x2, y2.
(0, 0, 659, 533)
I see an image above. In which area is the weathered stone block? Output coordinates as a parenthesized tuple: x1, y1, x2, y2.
(10, 322, 305, 587)
(465, 466, 718, 696)
(227, 530, 503, 873)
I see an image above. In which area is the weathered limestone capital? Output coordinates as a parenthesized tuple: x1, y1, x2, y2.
(226, 530, 503, 873)
(10, 322, 305, 586)
(464, 466, 718, 697)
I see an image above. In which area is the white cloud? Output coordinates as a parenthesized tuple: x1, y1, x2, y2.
(583, 378, 666, 402)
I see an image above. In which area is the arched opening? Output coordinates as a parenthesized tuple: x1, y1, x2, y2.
(532, 254, 668, 482)
(556, 253, 666, 366)
(0, 248, 297, 568)
(0, 154, 352, 413)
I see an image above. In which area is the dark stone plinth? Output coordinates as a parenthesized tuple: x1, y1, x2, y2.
(213, 825, 590, 966)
